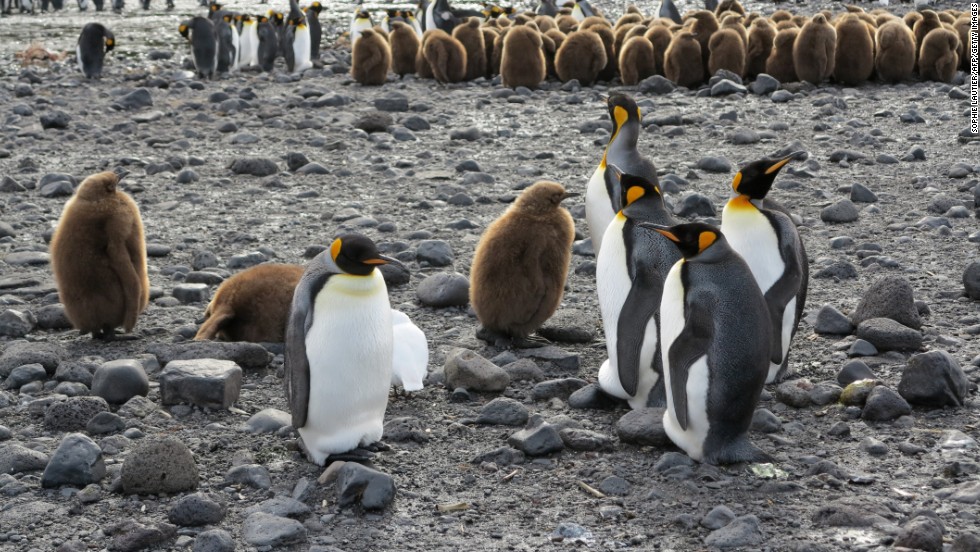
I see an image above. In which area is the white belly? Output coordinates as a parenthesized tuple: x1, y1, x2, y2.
(299, 272, 392, 465)
(660, 261, 711, 461)
(721, 204, 782, 294)
(586, 163, 614, 257)
(351, 19, 372, 45)
(424, 3, 436, 33)
(241, 25, 259, 66)
(596, 216, 632, 399)
(76, 43, 85, 74)
(230, 26, 240, 70)
(767, 296, 797, 383)
(390, 309, 428, 392)
(293, 27, 312, 73)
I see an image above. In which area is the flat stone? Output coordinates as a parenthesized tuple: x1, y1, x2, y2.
(0, 443, 49, 475)
(382, 416, 428, 443)
(704, 515, 764, 548)
(106, 520, 176, 552)
(245, 496, 312, 519)
(751, 409, 782, 433)
(168, 493, 226, 527)
(444, 349, 510, 392)
(159, 359, 243, 410)
(507, 415, 564, 456)
(335, 462, 396, 510)
(616, 407, 670, 446)
(146, 342, 271, 370)
(41, 433, 105, 488)
(172, 283, 209, 304)
(856, 318, 922, 351)
(558, 428, 613, 451)
(245, 408, 292, 433)
(242, 512, 307, 547)
(531, 378, 587, 401)
(114, 88, 153, 110)
(92, 359, 149, 404)
(415, 272, 469, 308)
(121, 437, 198, 494)
(568, 383, 624, 410)
(473, 397, 529, 426)
(224, 464, 271, 489)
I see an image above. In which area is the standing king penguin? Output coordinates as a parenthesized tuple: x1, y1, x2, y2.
(238, 14, 259, 67)
(350, 9, 374, 45)
(644, 222, 772, 465)
(720, 153, 808, 384)
(77, 23, 115, 79)
(285, 234, 400, 465)
(179, 17, 219, 79)
(50, 171, 149, 340)
(597, 169, 681, 409)
(586, 93, 659, 257)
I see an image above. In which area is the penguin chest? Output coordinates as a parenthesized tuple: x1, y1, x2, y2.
(585, 163, 614, 253)
(596, 216, 632, 397)
(721, 204, 782, 294)
(301, 273, 393, 457)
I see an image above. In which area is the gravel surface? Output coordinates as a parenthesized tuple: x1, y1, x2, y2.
(0, 0, 978, 551)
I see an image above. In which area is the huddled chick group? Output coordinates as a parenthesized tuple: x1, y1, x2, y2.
(349, 0, 973, 88)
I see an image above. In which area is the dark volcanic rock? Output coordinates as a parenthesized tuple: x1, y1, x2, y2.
(40, 433, 105, 488)
(121, 437, 198, 494)
(507, 415, 564, 456)
(855, 318, 922, 351)
(862, 386, 911, 422)
(851, 275, 921, 329)
(229, 158, 279, 177)
(898, 350, 969, 408)
(145, 342, 271, 370)
(616, 408, 670, 446)
(416, 272, 469, 308)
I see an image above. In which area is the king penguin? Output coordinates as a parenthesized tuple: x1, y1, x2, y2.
(643, 222, 772, 465)
(351, 8, 374, 45)
(179, 17, 219, 80)
(239, 14, 259, 67)
(256, 15, 278, 72)
(285, 233, 400, 465)
(585, 93, 659, 258)
(289, 14, 314, 73)
(390, 309, 428, 392)
(77, 23, 115, 79)
(304, 2, 323, 63)
(597, 168, 681, 409)
(720, 153, 808, 384)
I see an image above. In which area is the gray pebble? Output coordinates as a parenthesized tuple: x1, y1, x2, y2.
(704, 515, 764, 548)
(696, 157, 732, 173)
(172, 283, 210, 304)
(415, 272, 469, 308)
(963, 262, 980, 300)
(701, 505, 736, 530)
(86, 411, 126, 435)
(558, 428, 613, 451)
(415, 240, 453, 266)
(860, 437, 888, 456)
(894, 515, 944, 552)
(639, 75, 675, 94)
(229, 158, 278, 177)
(121, 437, 198, 494)
(444, 349, 510, 392)
(225, 464, 272, 489)
(242, 512, 307, 547)
(749, 74, 779, 95)
(531, 378, 587, 401)
(3, 363, 46, 390)
(751, 409, 782, 433)
(450, 127, 481, 141)
(507, 415, 564, 456)
(820, 199, 859, 223)
(474, 397, 529, 426)
(0, 309, 35, 337)
(814, 305, 854, 335)
(568, 383, 624, 410)
(775, 381, 811, 408)
(856, 318, 922, 351)
(92, 359, 149, 405)
(335, 462, 396, 510)
(848, 339, 878, 357)
(616, 407, 670, 446)
(852, 275, 921, 329)
(598, 475, 630, 496)
(159, 359, 242, 410)
(168, 493, 226, 526)
(0, 443, 49, 475)
(192, 529, 235, 552)
(862, 386, 911, 422)
(849, 183, 878, 203)
(245, 408, 292, 433)
(0, 341, 64, 377)
(673, 193, 717, 217)
(898, 350, 969, 408)
(245, 496, 311, 518)
(382, 416, 428, 443)
(808, 382, 842, 406)
(710, 79, 747, 96)
(114, 88, 153, 110)
(40, 111, 71, 129)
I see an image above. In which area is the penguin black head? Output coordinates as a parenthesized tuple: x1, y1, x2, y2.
(104, 32, 115, 52)
(329, 234, 398, 276)
(209, 0, 222, 12)
(732, 152, 804, 200)
(269, 10, 284, 24)
(606, 93, 641, 133)
(178, 22, 190, 40)
(308, 1, 322, 13)
(620, 172, 661, 209)
(642, 222, 720, 259)
(355, 9, 370, 20)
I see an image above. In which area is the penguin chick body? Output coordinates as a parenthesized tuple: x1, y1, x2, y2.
(390, 20, 421, 76)
(77, 22, 115, 79)
(708, 27, 745, 77)
(874, 19, 915, 83)
(470, 181, 576, 342)
(501, 23, 546, 89)
(597, 171, 680, 409)
(285, 234, 398, 465)
(647, 222, 772, 465)
(766, 27, 798, 83)
(422, 29, 467, 83)
(554, 29, 607, 85)
(833, 14, 873, 85)
(744, 17, 774, 79)
(644, 24, 671, 76)
(664, 30, 704, 88)
(194, 264, 304, 343)
(793, 14, 836, 84)
(453, 17, 486, 81)
(586, 93, 659, 257)
(180, 17, 219, 79)
(721, 154, 807, 384)
(390, 309, 428, 392)
(918, 27, 959, 83)
(351, 27, 391, 84)
(618, 35, 655, 85)
(50, 171, 149, 340)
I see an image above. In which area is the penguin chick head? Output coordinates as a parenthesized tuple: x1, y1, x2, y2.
(329, 233, 398, 277)
(76, 171, 120, 201)
(731, 152, 804, 200)
(642, 222, 720, 259)
(515, 181, 578, 214)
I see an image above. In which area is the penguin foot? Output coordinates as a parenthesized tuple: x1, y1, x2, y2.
(476, 327, 546, 349)
(361, 441, 390, 453)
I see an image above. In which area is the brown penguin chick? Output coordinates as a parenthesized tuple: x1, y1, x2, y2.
(350, 28, 391, 85)
(793, 14, 836, 84)
(833, 14, 873, 86)
(616, 12, 643, 28)
(874, 19, 915, 83)
(554, 29, 607, 85)
(470, 181, 576, 343)
(452, 17, 486, 81)
(556, 14, 578, 33)
(937, 11, 955, 25)
(770, 9, 792, 23)
(954, 15, 970, 71)
(644, 25, 672, 75)
(766, 27, 799, 83)
(903, 11, 922, 31)
(589, 23, 617, 81)
(913, 10, 943, 60)
(719, 13, 747, 45)
(745, 17, 775, 79)
(50, 171, 149, 340)
(535, 15, 557, 33)
(708, 27, 745, 77)
(625, 24, 648, 40)
(422, 29, 467, 83)
(791, 14, 807, 27)
(614, 22, 639, 56)
(618, 35, 655, 84)
(664, 30, 704, 88)
(917, 27, 959, 83)
(501, 23, 546, 89)
(775, 20, 798, 31)
(194, 264, 304, 343)
(844, 4, 864, 14)
(544, 28, 567, 77)
(874, 13, 897, 28)
(490, 26, 510, 77)
(415, 31, 435, 78)
(743, 12, 760, 26)
(579, 16, 611, 31)
(686, 10, 719, 74)
(390, 21, 420, 77)
(714, 0, 744, 16)
(481, 27, 500, 77)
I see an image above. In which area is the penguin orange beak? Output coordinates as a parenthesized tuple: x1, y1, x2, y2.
(364, 254, 402, 267)
(765, 151, 807, 174)
(641, 223, 679, 243)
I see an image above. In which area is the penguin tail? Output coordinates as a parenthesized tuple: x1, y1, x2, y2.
(703, 437, 772, 465)
(193, 308, 235, 340)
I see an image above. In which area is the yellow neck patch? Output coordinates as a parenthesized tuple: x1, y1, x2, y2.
(613, 106, 628, 134)
(698, 232, 717, 252)
(728, 194, 756, 210)
(731, 171, 742, 193)
(625, 186, 645, 205)
(330, 238, 343, 261)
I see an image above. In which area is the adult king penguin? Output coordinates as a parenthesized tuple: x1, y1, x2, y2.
(238, 14, 259, 67)
(586, 93, 659, 257)
(597, 168, 681, 409)
(179, 17, 218, 80)
(77, 23, 115, 79)
(643, 222, 772, 465)
(285, 234, 400, 465)
(720, 153, 808, 384)
(350, 8, 373, 45)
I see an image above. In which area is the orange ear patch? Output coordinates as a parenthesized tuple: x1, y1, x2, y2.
(697, 231, 716, 252)
(625, 186, 645, 206)
(731, 171, 742, 192)
(330, 238, 343, 261)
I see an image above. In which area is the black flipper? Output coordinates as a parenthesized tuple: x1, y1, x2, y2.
(616, 260, 663, 397)
(284, 271, 331, 430)
(760, 211, 805, 367)
(667, 284, 714, 432)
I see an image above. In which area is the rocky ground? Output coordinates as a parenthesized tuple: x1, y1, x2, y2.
(1, 0, 980, 551)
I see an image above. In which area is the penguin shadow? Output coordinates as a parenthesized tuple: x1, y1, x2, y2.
(295, 437, 390, 467)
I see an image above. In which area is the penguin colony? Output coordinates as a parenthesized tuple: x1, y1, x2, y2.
(39, 2, 973, 468)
